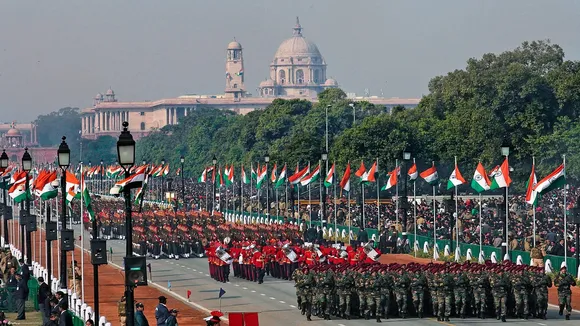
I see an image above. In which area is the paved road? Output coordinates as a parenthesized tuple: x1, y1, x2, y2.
(71, 224, 577, 326)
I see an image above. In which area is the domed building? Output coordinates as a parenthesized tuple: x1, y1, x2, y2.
(258, 17, 338, 98)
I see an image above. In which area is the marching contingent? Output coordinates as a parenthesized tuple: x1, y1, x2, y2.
(3, 151, 576, 324)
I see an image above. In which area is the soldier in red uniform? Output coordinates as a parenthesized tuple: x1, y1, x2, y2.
(252, 247, 265, 284)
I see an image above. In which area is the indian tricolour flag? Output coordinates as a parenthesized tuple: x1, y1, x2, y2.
(8, 171, 30, 203)
(447, 162, 466, 190)
(256, 165, 267, 189)
(340, 163, 351, 192)
(471, 162, 491, 193)
(525, 163, 538, 205)
(270, 163, 278, 184)
(81, 173, 96, 221)
(225, 165, 234, 186)
(198, 167, 208, 182)
(66, 171, 80, 195)
(361, 161, 377, 183)
(324, 163, 335, 188)
(300, 164, 320, 186)
(420, 164, 439, 185)
(110, 166, 146, 195)
(381, 167, 398, 190)
(408, 161, 418, 182)
(289, 164, 309, 185)
(241, 165, 250, 184)
(275, 164, 287, 189)
(36, 170, 58, 200)
(534, 163, 565, 195)
(134, 174, 149, 207)
(490, 158, 511, 189)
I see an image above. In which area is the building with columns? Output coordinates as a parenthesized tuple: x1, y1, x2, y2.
(80, 17, 421, 140)
(0, 122, 57, 164)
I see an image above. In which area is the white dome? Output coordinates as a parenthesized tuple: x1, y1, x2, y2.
(324, 78, 338, 86)
(273, 17, 322, 60)
(227, 41, 242, 50)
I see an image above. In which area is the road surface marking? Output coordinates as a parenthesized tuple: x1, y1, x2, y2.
(269, 297, 275, 300)
(338, 324, 346, 326)
(538, 324, 547, 326)
(251, 290, 256, 293)
(198, 271, 203, 274)
(279, 301, 285, 304)
(261, 294, 266, 296)
(205, 274, 209, 276)
(235, 284, 239, 287)
(289, 305, 296, 308)
(243, 287, 248, 290)
(193, 269, 197, 271)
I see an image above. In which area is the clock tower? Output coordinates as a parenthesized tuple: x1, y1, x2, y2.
(225, 39, 245, 100)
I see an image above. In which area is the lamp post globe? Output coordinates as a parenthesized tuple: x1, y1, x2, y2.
(57, 137, 71, 169)
(212, 156, 217, 165)
(117, 122, 136, 168)
(161, 158, 165, 166)
(0, 150, 8, 169)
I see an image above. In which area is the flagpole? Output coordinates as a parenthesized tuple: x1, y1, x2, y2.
(563, 154, 567, 266)
(505, 156, 510, 262)
(532, 156, 536, 248)
(413, 159, 417, 257)
(433, 184, 436, 260)
(454, 156, 459, 259)
(80, 166, 85, 303)
(395, 159, 399, 228)
(362, 182, 365, 229)
(376, 158, 380, 233)
(319, 160, 323, 224)
(333, 162, 337, 244)
(308, 183, 312, 228)
(479, 192, 483, 259)
(240, 165, 243, 223)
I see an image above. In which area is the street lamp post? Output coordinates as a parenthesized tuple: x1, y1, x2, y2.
(117, 122, 136, 326)
(500, 142, 510, 260)
(57, 136, 71, 291)
(321, 152, 328, 223)
(265, 154, 270, 217)
(161, 158, 165, 202)
(212, 156, 217, 212)
(88, 161, 92, 193)
(100, 159, 104, 195)
(1, 150, 9, 245)
(402, 150, 411, 249)
(180, 156, 185, 210)
(22, 148, 32, 265)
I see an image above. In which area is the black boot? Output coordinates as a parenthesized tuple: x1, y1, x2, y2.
(566, 315, 570, 320)
(445, 317, 450, 322)
(365, 312, 370, 320)
(559, 305, 564, 316)
(501, 316, 506, 322)
(376, 316, 381, 323)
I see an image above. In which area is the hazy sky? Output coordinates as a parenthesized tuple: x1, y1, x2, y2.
(1, 0, 579, 122)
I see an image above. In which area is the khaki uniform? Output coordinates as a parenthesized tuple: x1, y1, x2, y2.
(118, 299, 127, 326)
(68, 266, 82, 298)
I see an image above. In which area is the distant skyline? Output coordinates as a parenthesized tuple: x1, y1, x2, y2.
(1, 0, 579, 122)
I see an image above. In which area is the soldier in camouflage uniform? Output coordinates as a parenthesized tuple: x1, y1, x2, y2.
(298, 268, 315, 321)
(436, 268, 453, 322)
(532, 266, 551, 320)
(512, 268, 530, 319)
(378, 269, 393, 319)
(490, 268, 508, 322)
(393, 268, 411, 318)
(292, 269, 303, 311)
(426, 270, 439, 317)
(410, 270, 427, 318)
(365, 270, 382, 322)
(316, 268, 335, 320)
(471, 268, 488, 319)
(356, 271, 369, 319)
(453, 269, 469, 318)
(554, 266, 576, 320)
(335, 269, 354, 319)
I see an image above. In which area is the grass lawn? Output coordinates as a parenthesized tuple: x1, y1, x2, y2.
(1, 311, 44, 325)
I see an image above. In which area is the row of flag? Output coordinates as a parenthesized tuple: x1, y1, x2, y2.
(194, 158, 566, 204)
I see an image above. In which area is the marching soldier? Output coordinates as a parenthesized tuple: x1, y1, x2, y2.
(436, 267, 453, 322)
(512, 268, 530, 319)
(554, 265, 576, 320)
(336, 269, 354, 319)
(393, 267, 410, 319)
(411, 269, 427, 318)
(453, 268, 469, 319)
(533, 266, 551, 320)
(471, 268, 489, 319)
(490, 268, 508, 322)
